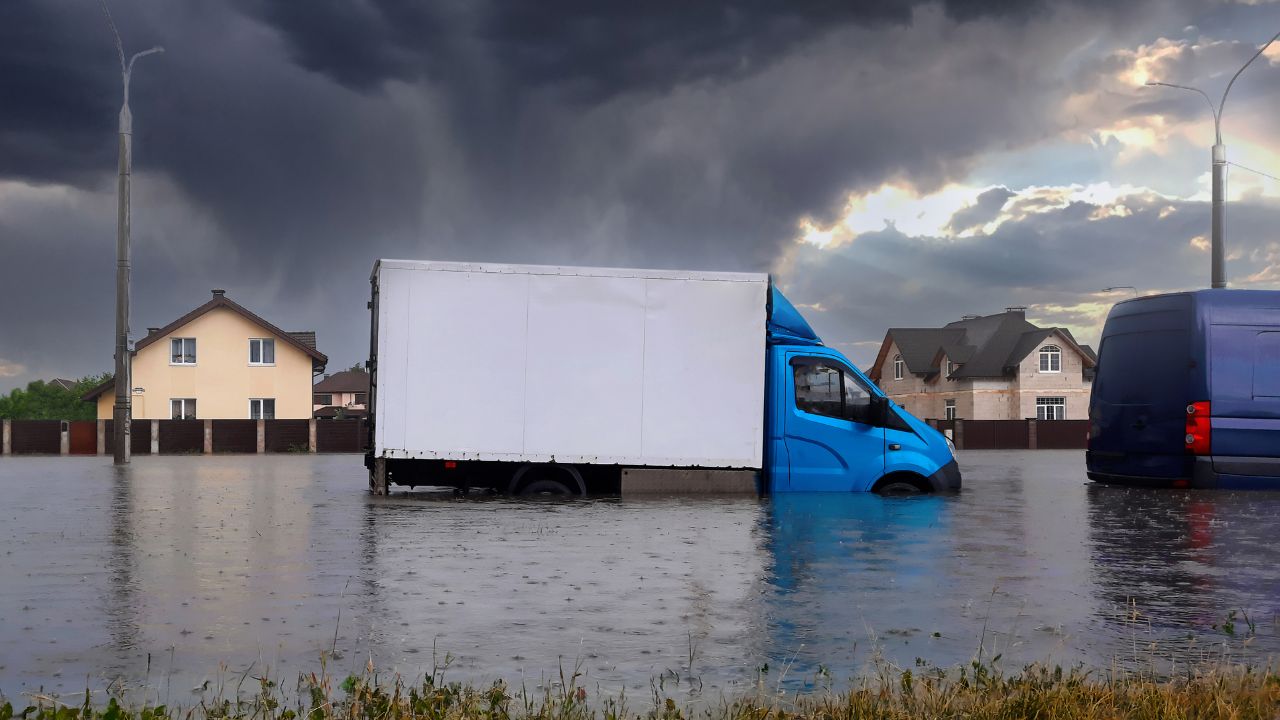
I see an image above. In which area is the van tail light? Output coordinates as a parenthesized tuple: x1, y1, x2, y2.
(1185, 402, 1211, 455)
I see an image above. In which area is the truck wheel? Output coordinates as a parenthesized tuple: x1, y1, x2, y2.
(509, 464, 586, 496)
(873, 473, 930, 495)
(518, 479, 574, 496)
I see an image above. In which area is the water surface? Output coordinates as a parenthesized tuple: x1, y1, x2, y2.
(1, 451, 1277, 698)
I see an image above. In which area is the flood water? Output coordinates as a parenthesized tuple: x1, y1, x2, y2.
(2, 451, 1279, 699)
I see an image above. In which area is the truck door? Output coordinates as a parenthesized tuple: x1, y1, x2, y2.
(784, 355, 885, 491)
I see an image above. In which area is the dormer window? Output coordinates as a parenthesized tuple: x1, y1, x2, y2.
(893, 354, 904, 381)
(946, 359, 954, 376)
(1039, 345, 1061, 373)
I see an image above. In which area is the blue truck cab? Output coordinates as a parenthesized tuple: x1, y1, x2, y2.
(766, 288, 961, 493)
(1087, 289, 1280, 489)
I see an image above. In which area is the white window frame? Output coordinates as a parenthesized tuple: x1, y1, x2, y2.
(944, 399, 957, 421)
(249, 398, 276, 420)
(945, 358, 954, 377)
(170, 398, 197, 420)
(893, 354, 904, 381)
(1036, 396, 1066, 420)
(170, 337, 197, 366)
(248, 338, 276, 366)
(1038, 345, 1062, 373)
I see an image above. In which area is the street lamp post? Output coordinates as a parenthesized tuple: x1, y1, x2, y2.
(1146, 29, 1279, 289)
(101, 1, 162, 465)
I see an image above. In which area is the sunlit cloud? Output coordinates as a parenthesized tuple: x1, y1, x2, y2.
(797, 183, 988, 248)
(0, 360, 27, 378)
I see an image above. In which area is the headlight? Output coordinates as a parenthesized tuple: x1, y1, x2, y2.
(944, 435, 956, 457)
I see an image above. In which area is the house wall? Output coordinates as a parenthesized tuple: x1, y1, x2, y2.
(877, 341, 932, 418)
(1013, 331, 1093, 419)
(96, 306, 315, 420)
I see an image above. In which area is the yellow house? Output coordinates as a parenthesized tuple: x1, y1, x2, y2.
(84, 289, 328, 420)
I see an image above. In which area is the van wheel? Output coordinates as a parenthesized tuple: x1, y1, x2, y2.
(518, 479, 573, 496)
(874, 474, 930, 495)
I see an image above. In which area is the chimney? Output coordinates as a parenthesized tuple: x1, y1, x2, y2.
(147, 327, 161, 335)
(1005, 306, 1027, 316)
(212, 289, 226, 297)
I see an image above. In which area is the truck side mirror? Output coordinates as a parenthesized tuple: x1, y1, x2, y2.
(868, 395, 889, 426)
(846, 396, 889, 426)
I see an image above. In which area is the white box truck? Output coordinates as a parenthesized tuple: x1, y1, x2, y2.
(365, 260, 960, 495)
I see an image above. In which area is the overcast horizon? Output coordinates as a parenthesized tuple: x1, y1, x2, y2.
(2, 0, 1279, 391)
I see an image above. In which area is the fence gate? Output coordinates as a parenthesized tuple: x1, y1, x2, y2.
(69, 421, 97, 455)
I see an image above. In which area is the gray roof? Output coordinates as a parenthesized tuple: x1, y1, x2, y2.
(314, 369, 370, 393)
(876, 310, 1095, 380)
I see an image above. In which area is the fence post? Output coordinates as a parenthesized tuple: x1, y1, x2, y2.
(60, 421, 70, 455)
(203, 420, 213, 454)
(2, 419, 10, 455)
(308, 419, 317, 453)
(97, 420, 106, 455)
(954, 418, 965, 451)
(1027, 418, 1038, 450)
(151, 420, 160, 455)
(256, 420, 265, 453)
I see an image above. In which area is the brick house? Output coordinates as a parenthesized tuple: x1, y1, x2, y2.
(867, 308, 1096, 420)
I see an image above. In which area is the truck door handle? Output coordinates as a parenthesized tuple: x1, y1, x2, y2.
(888, 443, 901, 451)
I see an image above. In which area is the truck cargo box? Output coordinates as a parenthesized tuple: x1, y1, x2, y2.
(369, 260, 768, 470)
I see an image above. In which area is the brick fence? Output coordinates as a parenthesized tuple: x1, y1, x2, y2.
(0, 418, 368, 456)
(928, 418, 1088, 450)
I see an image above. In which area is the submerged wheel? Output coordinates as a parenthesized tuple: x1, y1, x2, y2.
(873, 474, 930, 496)
(518, 478, 574, 496)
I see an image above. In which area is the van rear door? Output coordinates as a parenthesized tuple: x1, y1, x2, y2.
(1208, 309, 1280, 462)
(1089, 297, 1193, 480)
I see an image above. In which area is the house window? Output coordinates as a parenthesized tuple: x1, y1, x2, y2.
(170, 338, 196, 365)
(249, 398, 276, 420)
(893, 354, 904, 381)
(249, 338, 276, 365)
(944, 399, 957, 420)
(1037, 397, 1066, 420)
(314, 393, 333, 406)
(1039, 345, 1061, 373)
(353, 392, 367, 405)
(171, 398, 197, 420)
(946, 359, 954, 377)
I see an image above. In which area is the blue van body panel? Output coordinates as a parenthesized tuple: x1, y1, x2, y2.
(1087, 289, 1280, 488)
(761, 292, 958, 493)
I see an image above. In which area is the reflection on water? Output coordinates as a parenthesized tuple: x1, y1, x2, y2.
(1, 451, 1277, 697)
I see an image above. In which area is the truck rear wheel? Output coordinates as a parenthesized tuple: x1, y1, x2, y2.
(518, 479, 574, 496)
(509, 464, 586, 497)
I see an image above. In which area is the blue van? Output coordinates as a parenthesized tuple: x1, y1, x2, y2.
(1087, 289, 1280, 489)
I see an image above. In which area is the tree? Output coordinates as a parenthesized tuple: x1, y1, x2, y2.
(0, 373, 111, 420)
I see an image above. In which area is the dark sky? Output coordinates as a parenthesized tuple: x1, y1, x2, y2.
(1, 0, 1278, 389)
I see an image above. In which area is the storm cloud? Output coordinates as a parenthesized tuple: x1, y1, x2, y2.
(1, 0, 1277, 388)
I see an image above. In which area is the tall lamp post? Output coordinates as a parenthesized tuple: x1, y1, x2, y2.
(102, 1, 163, 465)
(1146, 29, 1280, 290)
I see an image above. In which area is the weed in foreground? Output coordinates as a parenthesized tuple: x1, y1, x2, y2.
(3, 658, 1280, 720)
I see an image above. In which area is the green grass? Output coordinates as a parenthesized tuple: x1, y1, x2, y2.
(4, 659, 1279, 720)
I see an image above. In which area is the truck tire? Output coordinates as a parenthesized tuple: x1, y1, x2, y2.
(518, 479, 574, 496)
(873, 473, 930, 495)
(509, 464, 587, 496)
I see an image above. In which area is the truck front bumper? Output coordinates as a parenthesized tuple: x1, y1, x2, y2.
(927, 458, 962, 492)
